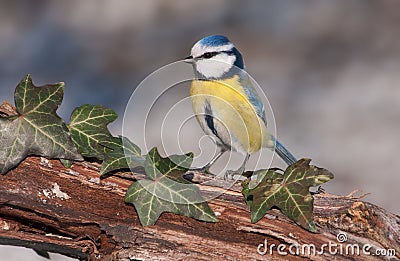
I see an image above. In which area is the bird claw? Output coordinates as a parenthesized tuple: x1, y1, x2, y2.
(224, 164, 246, 181)
(224, 170, 235, 181)
(189, 165, 210, 174)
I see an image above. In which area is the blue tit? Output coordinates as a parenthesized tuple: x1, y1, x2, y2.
(185, 35, 296, 175)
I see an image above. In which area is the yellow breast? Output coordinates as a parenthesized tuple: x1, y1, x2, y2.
(190, 76, 270, 153)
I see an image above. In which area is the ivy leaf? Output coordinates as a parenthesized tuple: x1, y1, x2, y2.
(125, 148, 218, 226)
(69, 104, 117, 160)
(100, 136, 144, 175)
(242, 159, 334, 232)
(0, 75, 82, 174)
(60, 159, 73, 168)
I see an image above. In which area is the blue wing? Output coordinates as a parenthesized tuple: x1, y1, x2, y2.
(239, 72, 267, 125)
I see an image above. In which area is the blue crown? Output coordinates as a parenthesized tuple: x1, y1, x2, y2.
(198, 35, 231, 47)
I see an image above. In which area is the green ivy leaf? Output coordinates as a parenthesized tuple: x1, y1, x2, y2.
(242, 159, 334, 232)
(68, 104, 117, 160)
(60, 159, 73, 168)
(125, 148, 218, 226)
(0, 75, 82, 174)
(100, 136, 144, 175)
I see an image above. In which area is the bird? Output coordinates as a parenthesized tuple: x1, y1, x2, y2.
(185, 35, 296, 177)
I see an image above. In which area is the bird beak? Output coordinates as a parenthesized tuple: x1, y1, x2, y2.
(184, 55, 194, 64)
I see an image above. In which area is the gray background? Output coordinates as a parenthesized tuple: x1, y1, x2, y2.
(1, 1, 399, 260)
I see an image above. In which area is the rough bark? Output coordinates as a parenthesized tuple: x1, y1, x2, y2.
(0, 157, 399, 260)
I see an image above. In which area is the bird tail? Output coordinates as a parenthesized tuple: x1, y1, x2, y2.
(271, 136, 297, 165)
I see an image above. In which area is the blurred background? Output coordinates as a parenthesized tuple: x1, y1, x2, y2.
(1, 0, 399, 259)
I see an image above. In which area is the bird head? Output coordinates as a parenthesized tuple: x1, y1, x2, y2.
(185, 35, 244, 79)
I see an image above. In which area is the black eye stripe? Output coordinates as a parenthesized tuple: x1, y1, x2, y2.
(199, 50, 234, 59)
(200, 52, 218, 59)
(223, 50, 234, 55)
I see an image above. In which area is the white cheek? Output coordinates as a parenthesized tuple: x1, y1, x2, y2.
(195, 54, 236, 78)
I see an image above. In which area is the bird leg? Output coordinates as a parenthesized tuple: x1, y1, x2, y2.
(190, 148, 227, 174)
(224, 154, 250, 180)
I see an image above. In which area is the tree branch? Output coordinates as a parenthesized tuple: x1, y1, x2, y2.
(0, 157, 399, 260)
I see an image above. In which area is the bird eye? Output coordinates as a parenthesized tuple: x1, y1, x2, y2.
(202, 52, 217, 59)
